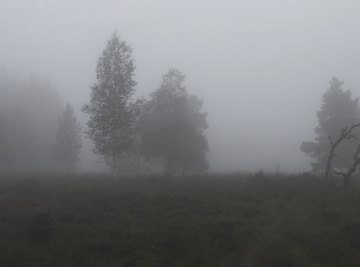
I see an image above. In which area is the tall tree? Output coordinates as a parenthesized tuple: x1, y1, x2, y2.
(82, 32, 137, 174)
(53, 103, 82, 171)
(301, 77, 360, 174)
(138, 69, 209, 176)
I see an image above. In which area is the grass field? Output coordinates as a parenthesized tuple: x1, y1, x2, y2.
(1, 173, 360, 266)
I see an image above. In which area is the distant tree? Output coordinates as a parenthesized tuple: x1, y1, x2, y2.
(82, 32, 137, 174)
(301, 77, 360, 174)
(53, 103, 82, 171)
(138, 69, 209, 176)
(0, 74, 62, 172)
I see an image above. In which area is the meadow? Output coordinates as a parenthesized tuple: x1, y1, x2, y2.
(1, 173, 360, 266)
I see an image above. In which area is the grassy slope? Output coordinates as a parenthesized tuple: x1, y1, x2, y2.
(1, 174, 360, 267)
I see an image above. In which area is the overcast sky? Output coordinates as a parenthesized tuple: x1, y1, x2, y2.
(1, 0, 360, 172)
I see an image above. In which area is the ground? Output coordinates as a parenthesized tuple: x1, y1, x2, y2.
(1, 173, 360, 267)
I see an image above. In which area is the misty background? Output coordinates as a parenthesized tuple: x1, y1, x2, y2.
(1, 0, 360, 173)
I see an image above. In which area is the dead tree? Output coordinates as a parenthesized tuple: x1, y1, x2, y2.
(334, 144, 360, 185)
(324, 123, 360, 182)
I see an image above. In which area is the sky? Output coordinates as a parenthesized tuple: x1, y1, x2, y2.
(1, 0, 360, 173)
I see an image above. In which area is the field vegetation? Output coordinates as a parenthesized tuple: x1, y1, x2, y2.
(1, 174, 360, 266)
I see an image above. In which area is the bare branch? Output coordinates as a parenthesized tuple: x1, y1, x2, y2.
(334, 144, 360, 185)
(328, 136, 333, 145)
(324, 122, 360, 182)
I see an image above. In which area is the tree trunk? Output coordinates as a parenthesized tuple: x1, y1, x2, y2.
(324, 124, 360, 182)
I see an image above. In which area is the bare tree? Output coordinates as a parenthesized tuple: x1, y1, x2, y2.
(324, 123, 360, 182)
(334, 144, 360, 185)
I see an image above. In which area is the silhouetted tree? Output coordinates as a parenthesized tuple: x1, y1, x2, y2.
(301, 77, 360, 174)
(53, 103, 82, 171)
(334, 142, 360, 185)
(138, 69, 209, 176)
(82, 32, 137, 174)
(323, 123, 360, 182)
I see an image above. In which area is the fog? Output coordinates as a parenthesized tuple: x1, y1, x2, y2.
(1, 0, 360, 173)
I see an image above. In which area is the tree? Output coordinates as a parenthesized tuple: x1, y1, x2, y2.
(301, 77, 360, 174)
(323, 123, 360, 182)
(138, 69, 209, 176)
(0, 73, 62, 172)
(53, 103, 82, 171)
(82, 32, 137, 174)
(334, 142, 360, 185)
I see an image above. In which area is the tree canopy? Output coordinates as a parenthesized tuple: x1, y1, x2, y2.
(138, 69, 209, 176)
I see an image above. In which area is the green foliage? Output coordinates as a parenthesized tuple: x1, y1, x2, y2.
(1, 174, 360, 266)
(83, 32, 137, 173)
(139, 69, 209, 176)
(301, 77, 360, 172)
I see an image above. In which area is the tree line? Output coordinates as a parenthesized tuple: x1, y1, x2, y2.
(0, 32, 209, 176)
(1, 31, 360, 180)
(82, 32, 209, 176)
(0, 75, 82, 172)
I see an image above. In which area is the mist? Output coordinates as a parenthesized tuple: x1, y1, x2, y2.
(1, 0, 360, 173)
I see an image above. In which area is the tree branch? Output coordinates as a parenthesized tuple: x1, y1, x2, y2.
(324, 122, 360, 182)
(328, 136, 333, 146)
